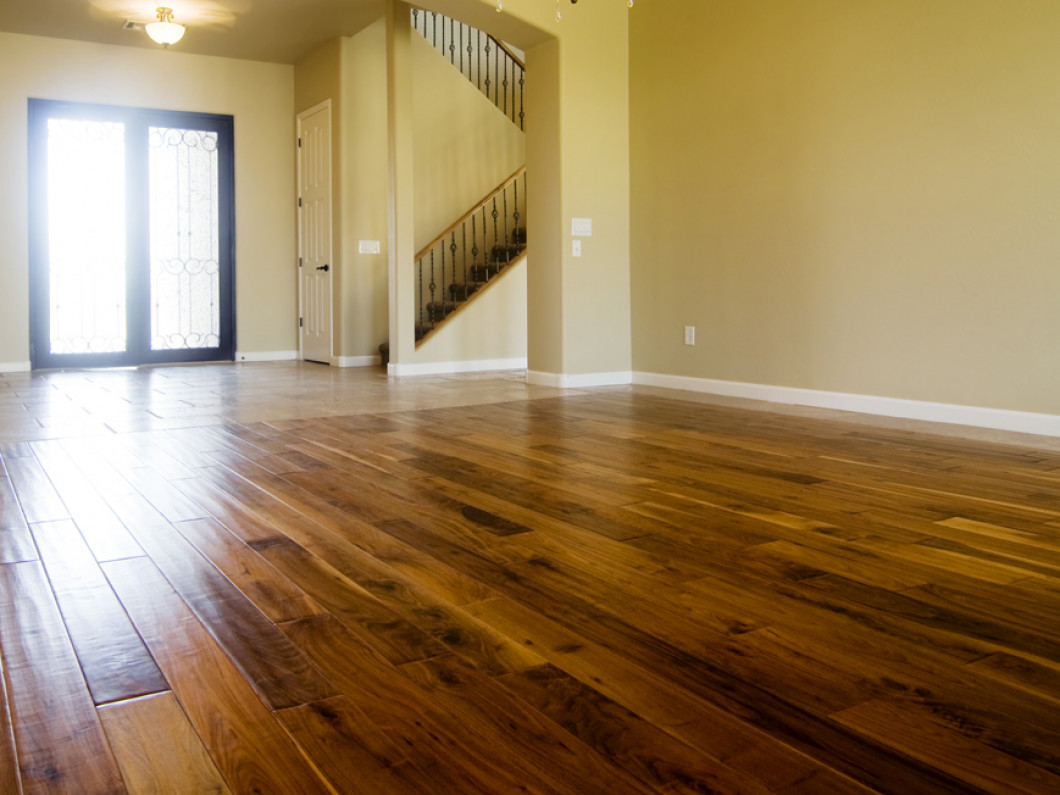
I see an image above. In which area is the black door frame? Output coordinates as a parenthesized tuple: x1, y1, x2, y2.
(28, 99, 235, 370)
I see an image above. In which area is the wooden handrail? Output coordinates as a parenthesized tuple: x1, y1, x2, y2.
(415, 166, 526, 261)
(494, 40, 525, 71)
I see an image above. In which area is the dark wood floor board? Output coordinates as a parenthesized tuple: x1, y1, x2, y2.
(195, 463, 499, 606)
(283, 434, 430, 481)
(0, 561, 125, 793)
(802, 574, 1060, 664)
(254, 535, 449, 665)
(743, 538, 933, 591)
(731, 623, 1060, 770)
(172, 518, 324, 624)
(966, 651, 1060, 705)
(3, 369, 1059, 793)
(432, 537, 984, 793)
(858, 534, 1047, 585)
(104, 490, 338, 710)
(103, 557, 333, 794)
(275, 696, 423, 795)
(832, 698, 1060, 794)
(0, 476, 37, 564)
(32, 520, 166, 705)
(399, 655, 663, 795)
(281, 614, 562, 794)
(168, 473, 293, 545)
(464, 596, 868, 794)
(97, 693, 232, 795)
(277, 522, 544, 675)
(497, 662, 820, 795)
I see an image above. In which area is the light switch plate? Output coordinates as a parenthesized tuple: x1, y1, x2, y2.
(572, 240, 582, 257)
(571, 217, 593, 237)
(358, 240, 381, 254)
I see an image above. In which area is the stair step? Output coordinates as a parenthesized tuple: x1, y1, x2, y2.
(470, 263, 506, 282)
(448, 283, 481, 301)
(426, 301, 458, 320)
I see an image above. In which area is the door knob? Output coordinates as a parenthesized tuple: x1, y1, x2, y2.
(316, 264, 330, 272)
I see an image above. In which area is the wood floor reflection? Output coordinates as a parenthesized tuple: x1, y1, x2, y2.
(0, 363, 1058, 793)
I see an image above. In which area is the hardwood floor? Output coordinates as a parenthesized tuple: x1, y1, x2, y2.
(0, 363, 1058, 793)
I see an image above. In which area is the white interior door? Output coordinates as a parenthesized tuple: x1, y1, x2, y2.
(297, 102, 333, 364)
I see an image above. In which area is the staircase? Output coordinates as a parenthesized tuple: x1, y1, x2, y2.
(381, 10, 526, 365)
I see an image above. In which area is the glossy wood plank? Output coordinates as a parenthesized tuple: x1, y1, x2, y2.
(29, 441, 141, 561)
(0, 475, 37, 563)
(1, 366, 1059, 793)
(172, 517, 323, 624)
(0, 562, 125, 793)
(253, 536, 447, 665)
(3, 455, 68, 525)
(104, 491, 338, 710)
(0, 644, 21, 795)
(103, 557, 332, 794)
(97, 693, 231, 795)
(32, 520, 167, 705)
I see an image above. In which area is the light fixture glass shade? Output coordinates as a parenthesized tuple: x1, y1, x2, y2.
(146, 8, 185, 46)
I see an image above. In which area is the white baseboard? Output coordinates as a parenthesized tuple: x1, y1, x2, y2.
(634, 372, 1060, 438)
(333, 355, 382, 368)
(526, 370, 634, 389)
(235, 350, 298, 363)
(388, 357, 527, 377)
(0, 361, 31, 373)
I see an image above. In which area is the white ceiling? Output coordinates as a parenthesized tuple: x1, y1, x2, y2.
(0, 0, 387, 64)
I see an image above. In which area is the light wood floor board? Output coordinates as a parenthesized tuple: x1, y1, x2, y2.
(0, 362, 1056, 793)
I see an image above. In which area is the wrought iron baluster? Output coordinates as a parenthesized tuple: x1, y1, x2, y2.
(502, 188, 510, 263)
(466, 26, 473, 82)
(449, 17, 456, 65)
(477, 31, 482, 90)
(431, 12, 437, 48)
(450, 233, 458, 307)
(439, 242, 447, 318)
(459, 22, 465, 76)
(428, 250, 436, 324)
(491, 197, 500, 275)
(513, 178, 520, 250)
(483, 37, 491, 101)
(461, 224, 468, 294)
(519, 67, 525, 130)
(481, 206, 489, 281)
(503, 56, 509, 122)
(471, 214, 479, 280)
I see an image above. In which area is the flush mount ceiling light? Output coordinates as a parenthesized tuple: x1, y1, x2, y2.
(145, 6, 185, 47)
(496, 1, 634, 22)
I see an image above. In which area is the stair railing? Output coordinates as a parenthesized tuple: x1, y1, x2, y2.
(411, 8, 525, 130)
(415, 167, 527, 345)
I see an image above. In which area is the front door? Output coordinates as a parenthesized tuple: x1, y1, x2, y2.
(28, 100, 235, 369)
(297, 102, 333, 364)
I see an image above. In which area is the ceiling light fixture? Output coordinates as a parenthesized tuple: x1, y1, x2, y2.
(496, 1, 634, 22)
(145, 7, 185, 47)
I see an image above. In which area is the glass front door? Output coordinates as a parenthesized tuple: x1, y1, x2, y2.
(29, 101, 234, 369)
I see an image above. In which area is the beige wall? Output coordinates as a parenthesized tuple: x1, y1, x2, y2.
(338, 25, 391, 360)
(412, 32, 526, 250)
(0, 32, 296, 366)
(631, 0, 1060, 415)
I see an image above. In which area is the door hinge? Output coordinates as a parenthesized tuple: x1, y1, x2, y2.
(298, 197, 303, 208)
(299, 317, 304, 328)
(298, 137, 302, 148)
(299, 257, 303, 267)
